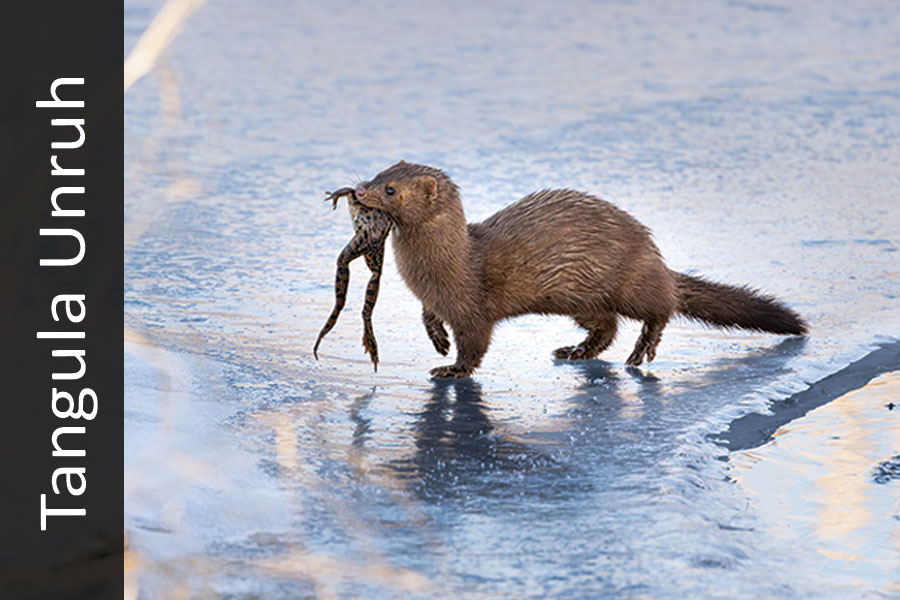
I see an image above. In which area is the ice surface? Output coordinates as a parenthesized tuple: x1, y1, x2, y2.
(125, 1, 900, 597)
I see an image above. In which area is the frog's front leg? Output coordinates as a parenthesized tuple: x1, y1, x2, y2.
(313, 232, 371, 359)
(325, 187, 356, 210)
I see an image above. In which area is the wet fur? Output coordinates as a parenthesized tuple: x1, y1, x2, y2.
(354, 161, 807, 378)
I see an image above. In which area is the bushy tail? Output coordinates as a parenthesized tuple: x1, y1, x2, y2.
(672, 270, 807, 335)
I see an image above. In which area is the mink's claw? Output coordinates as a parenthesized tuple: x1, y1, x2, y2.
(553, 345, 585, 360)
(429, 365, 472, 379)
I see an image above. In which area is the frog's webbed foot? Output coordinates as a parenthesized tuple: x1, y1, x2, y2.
(313, 329, 327, 360)
(362, 319, 378, 371)
(313, 290, 346, 360)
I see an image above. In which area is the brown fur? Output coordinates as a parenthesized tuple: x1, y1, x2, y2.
(355, 161, 807, 378)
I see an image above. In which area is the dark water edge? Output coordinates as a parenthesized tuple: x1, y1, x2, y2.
(713, 341, 900, 452)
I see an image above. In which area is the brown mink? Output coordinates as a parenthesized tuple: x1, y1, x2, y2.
(353, 161, 807, 378)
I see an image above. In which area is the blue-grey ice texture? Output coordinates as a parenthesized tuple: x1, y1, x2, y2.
(125, 1, 900, 598)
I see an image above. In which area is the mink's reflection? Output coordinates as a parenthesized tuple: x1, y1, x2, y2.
(387, 378, 586, 502)
(382, 337, 806, 503)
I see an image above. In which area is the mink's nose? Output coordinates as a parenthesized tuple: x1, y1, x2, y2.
(355, 184, 367, 198)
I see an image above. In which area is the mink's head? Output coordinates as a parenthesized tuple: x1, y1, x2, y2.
(354, 161, 461, 226)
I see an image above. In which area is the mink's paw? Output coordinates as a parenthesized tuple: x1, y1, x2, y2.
(428, 328, 451, 356)
(553, 345, 594, 360)
(625, 346, 651, 367)
(429, 365, 471, 379)
(626, 339, 659, 367)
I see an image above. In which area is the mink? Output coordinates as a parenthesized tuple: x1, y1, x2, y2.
(353, 161, 807, 378)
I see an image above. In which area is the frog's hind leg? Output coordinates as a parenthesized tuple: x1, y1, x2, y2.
(360, 248, 384, 370)
(553, 312, 619, 360)
(313, 261, 350, 359)
(313, 233, 369, 359)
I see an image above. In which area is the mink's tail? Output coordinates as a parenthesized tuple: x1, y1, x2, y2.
(671, 270, 807, 335)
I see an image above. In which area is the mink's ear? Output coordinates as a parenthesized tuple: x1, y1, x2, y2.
(418, 175, 437, 201)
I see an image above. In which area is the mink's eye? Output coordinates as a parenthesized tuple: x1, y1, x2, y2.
(385, 186, 395, 196)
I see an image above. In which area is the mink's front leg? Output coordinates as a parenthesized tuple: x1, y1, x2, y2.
(429, 320, 493, 379)
(422, 309, 450, 356)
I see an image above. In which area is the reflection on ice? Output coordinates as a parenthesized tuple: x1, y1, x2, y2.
(732, 372, 900, 595)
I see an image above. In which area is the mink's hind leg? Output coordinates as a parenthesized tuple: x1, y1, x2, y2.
(553, 313, 618, 360)
(625, 318, 667, 367)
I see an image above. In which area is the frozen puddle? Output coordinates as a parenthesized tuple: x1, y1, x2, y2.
(731, 369, 900, 596)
